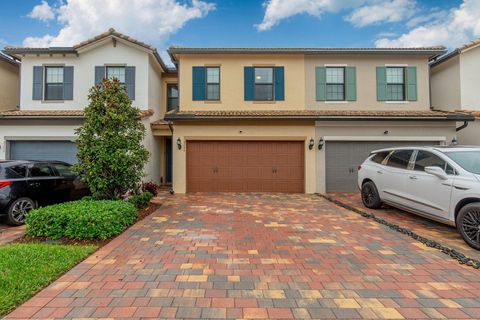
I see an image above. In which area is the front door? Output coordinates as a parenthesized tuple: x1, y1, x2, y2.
(166, 137, 172, 184)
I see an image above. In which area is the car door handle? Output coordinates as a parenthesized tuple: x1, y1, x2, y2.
(29, 182, 41, 187)
(409, 176, 418, 180)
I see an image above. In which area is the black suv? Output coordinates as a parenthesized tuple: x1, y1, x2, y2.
(0, 160, 89, 225)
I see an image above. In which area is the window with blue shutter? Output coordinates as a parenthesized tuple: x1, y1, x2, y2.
(315, 67, 326, 101)
(125, 66, 135, 100)
(407, 66, 417, 101)
(192, 66, 206, 101)
(95, 66, 106, 86)
(244, 66, 254, 101)
(32, 66, 43, 100)
(274, 66, 284, 101)
(63, 66, 74, 100)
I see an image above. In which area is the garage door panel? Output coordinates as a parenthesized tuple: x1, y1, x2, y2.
(9, 140, 77, 164)
(325, 141, 440, 192)
(187, 141, 304, 193)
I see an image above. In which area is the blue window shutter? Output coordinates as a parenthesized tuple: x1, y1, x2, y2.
(192, 66, 206, 101)
(63, 66, 74, 100)
(95, 66, 105, 86)
(407, 66, 417, 101)
(32, 66, 43, 100)
(376, 67, 387, 101)
(345, 66, 356, 101)
(244, 67, 254, 101)
(315, 67, 326, 101)
(274, 66, 285, 101)
(125, 66, 135, 100)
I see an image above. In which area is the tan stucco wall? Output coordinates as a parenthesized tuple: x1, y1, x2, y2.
(177, 54, 305, 111)
(315, 121, 457, 193)
(431, 55, 461, 111)
(305, 55, 431, 110)
(0, 60, 19, 111)
(458, 119, 480, 145)
(172, 121, 316, 193)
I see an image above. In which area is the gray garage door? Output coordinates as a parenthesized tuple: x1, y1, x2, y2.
(325, 141, 440, 192)
(9, 140, 77, 164)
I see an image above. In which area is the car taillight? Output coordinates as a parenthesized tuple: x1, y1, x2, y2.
(0, 181, 11, 189)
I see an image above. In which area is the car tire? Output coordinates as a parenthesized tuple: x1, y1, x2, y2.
(361, 181, 382, 209)
(456, 202, 480, 250)
(6, 197, 36, 226)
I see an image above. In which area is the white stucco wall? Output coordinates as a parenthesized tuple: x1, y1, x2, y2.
(457, 119, 480, 145)
(459, 46, 480, 110)
(430, 56, 461, 111)
(19, 39, 150, 110)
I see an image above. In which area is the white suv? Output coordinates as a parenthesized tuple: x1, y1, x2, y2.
(358, 146, 480, 250)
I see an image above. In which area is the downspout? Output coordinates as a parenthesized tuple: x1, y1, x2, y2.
(456, 121, 468, 132)
(167, 120, 174, 195)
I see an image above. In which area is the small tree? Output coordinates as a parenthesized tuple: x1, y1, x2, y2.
(73, 78, 149, 199)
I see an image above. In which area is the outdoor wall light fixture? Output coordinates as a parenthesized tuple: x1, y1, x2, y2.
(318, 138, 325, 150)
(176, 138, 182, 150)
(308, 138, 315, 150)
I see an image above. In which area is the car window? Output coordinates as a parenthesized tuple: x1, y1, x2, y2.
(29, 163, 55, 177)
(370, 151, 390, 164)
(5, 165, 28, 178)
(445, 164, 456, 175)
(386, 150, 413, 169)
(414, 151, 446, 172)
(51, 163, 76, 178)
(444, 151, 480, 175)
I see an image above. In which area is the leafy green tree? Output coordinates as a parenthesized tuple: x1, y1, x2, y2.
(73, 78, 149, 199)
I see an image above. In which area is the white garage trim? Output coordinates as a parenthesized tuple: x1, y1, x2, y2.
(5, 136, 76, 141)
(321, 136, 447, 142)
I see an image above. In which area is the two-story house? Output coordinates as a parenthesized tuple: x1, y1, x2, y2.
(2, 29, 176, 184)
(162, 47, 472, 194)
(431, 40, 480, 145)
(0, 52, 20, 111)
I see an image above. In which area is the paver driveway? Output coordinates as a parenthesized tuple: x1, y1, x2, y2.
(8, 193, 480, 319)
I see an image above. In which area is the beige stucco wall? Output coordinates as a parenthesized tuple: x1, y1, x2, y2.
(305, 55, 431, 110)
(0, 59, 19, 111)
(315, 121, 457, 193)
(457, 119, 480, 145)
(172, 121, 316, 193)
(177, 54, 305, 111)
(459, 46, 480, 110)
(431, 56, 461, 111)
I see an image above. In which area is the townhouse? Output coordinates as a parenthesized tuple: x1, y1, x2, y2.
(0, 52, 19, 111)
(163, 47, 472, 194)
(430, 40, 480, 145)
(1, 30, 473, 194)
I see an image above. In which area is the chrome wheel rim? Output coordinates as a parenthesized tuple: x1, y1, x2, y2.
(462, 209, 480, 245)
(11, 200, 34, 224)
(362, 184, 375, 206)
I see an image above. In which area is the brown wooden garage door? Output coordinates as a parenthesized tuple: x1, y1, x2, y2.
(187, 141, 304, 193)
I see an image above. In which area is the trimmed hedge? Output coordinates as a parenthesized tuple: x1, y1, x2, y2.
(26, 200, 137, 240)
(128, 192, 154, 209)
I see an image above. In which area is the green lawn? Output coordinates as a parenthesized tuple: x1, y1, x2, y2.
(0, 243, 97, 315)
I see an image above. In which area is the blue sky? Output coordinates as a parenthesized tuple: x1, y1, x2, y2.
(0, 0, 477, 57)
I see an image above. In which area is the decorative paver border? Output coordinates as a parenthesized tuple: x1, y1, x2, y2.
(319, 193, 480, 270)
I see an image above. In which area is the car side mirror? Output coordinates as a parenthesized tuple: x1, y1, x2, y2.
(424, 166, 448, 180)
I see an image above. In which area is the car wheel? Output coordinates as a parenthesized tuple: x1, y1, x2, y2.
(361, 181, 382, 209)
(457, 203, 480, 250)
(6, 197, 36, 226)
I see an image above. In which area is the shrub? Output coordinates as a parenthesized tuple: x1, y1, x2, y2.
(142, 181, 160, 195)
(73, 78, 149, 199)
(128, 192, 154, 209)
(25, 200, 137, 240)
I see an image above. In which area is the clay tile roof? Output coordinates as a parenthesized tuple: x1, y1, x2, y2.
(456, 110, 480, 118)
(73, 28, 155, 51)
(163, 109, 474, 121)
(0, 108, 154, 119)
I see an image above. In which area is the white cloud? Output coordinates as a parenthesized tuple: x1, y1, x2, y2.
(23, 0, 215, 47)
(256, 0, 366, 31)
(346, 0, 415, 27)
(28, 1, 55, 22)
(375, 0, 480, 48)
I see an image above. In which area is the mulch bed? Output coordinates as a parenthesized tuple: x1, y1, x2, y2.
(13, 203, 161, 247)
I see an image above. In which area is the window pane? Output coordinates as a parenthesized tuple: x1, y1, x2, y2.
(326, 84, 344, 101)
(167, 98, 178, 111)
(326, 67, 344, 84)
(370, 151, 390, 164)
(414, 151, 446, 171)
(52, 163, 76, 178)
(45, 84, 64, 100)
(206, 84, 220, 100)
(386, 67, 404, 84)
(206, 67, 219, 84)
(386, 84, 404, 101)
(444, 151, 480, 174)
(29, 164, 54, 177)
(107, 67, 125, 83)
(254, 68, 273, 84)
(254, 84, 273, 100)
(46, 67, 63, 83)
(167, 84, 178, 98)
(386, 150, 413, 169)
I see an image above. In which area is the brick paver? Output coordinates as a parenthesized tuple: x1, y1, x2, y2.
(7, 193, 480, 319)
(0, 221, 25, 245)
(328, 192, 480, 261)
